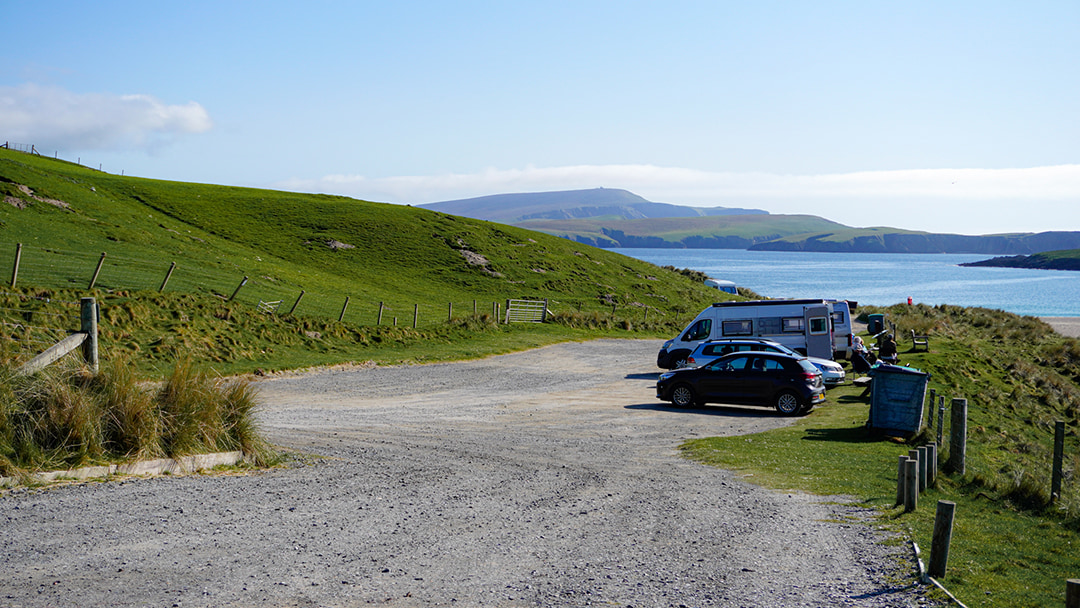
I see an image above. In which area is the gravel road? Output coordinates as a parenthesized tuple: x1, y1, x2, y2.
(1, 339, 941, 607)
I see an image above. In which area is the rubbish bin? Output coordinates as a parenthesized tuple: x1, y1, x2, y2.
(867, 364, 930, 435)
(867, 313, 885, 335)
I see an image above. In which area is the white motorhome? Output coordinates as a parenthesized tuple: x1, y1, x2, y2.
(828, 300, 855, 360)
(657, 299, 837, 369)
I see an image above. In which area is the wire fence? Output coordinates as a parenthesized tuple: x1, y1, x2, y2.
(0, 243, 599, 365)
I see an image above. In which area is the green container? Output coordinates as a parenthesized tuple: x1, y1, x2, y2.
(867, 313, 885, 335)
(868, 364, 930, 435)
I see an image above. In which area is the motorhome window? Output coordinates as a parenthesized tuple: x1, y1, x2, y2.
(809, 316, 829, 334)
(757, 317, 782, 335)
(684, 319, 712, 341)
(832, 311, 846, 327)
(782, 317, 805, 333)
(722, 320, 753, 336)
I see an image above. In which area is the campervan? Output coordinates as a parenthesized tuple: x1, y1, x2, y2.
(828, 300, 855, 360)
(657, 299, 837, 369)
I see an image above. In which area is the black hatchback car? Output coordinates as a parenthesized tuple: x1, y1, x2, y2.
(655, 351, 825, 415)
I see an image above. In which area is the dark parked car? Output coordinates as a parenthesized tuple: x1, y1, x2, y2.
(655, 351, 825, 415)
(683, 338, 846, 387)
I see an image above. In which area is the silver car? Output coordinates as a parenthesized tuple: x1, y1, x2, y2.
(683, 338, 846, 387)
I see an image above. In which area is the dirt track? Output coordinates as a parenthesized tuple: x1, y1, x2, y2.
(0, 339, 940, 607)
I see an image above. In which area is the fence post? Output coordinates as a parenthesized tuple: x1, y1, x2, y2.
(493, 301, 498, 323)
(928, 500, 956, 578)
(159, 261, 177, 292)
(947, 398, 968, 475)
(1052, 420, 1066, 503)
(413, 304, 419, 329)
(473, 299, 477, 315)
(228, 276, 248, 301)
(937, 396, 945, 450)
(542, 298, 549, 322)
(448, 302, 453, 322)
(904, 458, 918, 512)
(80, 297, 99, 374)
(896, 455, 908, 506)
(288, 290, 305, 315)
(339, 296, 350, 322)
(917, 446, 928, 492)
(927, 443, 937, 486)
(505, 299, 511, 324)
(377, 302, 384, 325)
(928, 389, 936, 429)
(1067, 579, 1080, 608)
(11, 242, 21, 287)
(88, 252, 107, 289)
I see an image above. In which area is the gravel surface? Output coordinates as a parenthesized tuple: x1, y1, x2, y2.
(1, 339, 942, 607)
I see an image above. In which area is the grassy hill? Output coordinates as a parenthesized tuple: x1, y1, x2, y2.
(750, 227, 1080, 254)
(516, 214, 847, 248)
(419, 188, 766, 222)
(0, 148, 727, 374)
(961, 248, 1080, 271)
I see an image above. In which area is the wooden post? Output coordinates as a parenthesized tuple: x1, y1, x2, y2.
(928, 389, 936, 429)
(542, 298, 549, 322)
(909, 448, 922, 492)
(377, 302, 384, 325)
(493, 301, 499, 323)
(904, 458, 918, 512)
(917, 446, 929, 492)
(505, 299, 511, 324)
(228, 276, 248, 301)
(473, 299, 477, 315)
(338, 296, 350, 322)
(928, 500, 956, 578)
(159, 261, 177, 292)
(11, 242, 21, 287)
(413, 304, 418, 329)
(80, 297, 99, 374)
(448, 302, 453, 322)
(948, 398, 968, 475)
(1067, 579, 1080, 608)
(288, 290, 305, 315)
(937, 396, 946, 450)
(1052, 420, 1066, 503)
(927, 443, 937, 486)
(88, 252, 106, 289)
(896, 455, 908, 506)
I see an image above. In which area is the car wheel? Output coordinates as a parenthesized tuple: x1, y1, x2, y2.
(671, 384, 696, 408)
(774, 390, 803, 416)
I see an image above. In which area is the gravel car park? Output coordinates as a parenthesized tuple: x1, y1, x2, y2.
(0, 340, 938, 607)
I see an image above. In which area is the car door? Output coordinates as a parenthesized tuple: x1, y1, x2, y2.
(698, 355, 752, 403)
(739, 355, 779, 404)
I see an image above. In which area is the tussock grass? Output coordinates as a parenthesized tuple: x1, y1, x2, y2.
(0, 355, 274, 478)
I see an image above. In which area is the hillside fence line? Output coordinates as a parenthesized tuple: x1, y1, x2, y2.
(0, 243, 641, 367)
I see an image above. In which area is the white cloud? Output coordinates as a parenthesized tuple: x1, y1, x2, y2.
(0, 83, 212, 152)
(275, 164, 1080, 235)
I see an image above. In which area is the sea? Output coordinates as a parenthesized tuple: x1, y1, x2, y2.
(612, 248, 1080, 318)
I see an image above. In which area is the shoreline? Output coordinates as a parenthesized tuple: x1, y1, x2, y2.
(1042, 317, 1080, 338)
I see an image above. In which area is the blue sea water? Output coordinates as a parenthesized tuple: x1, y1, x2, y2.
(612, 248, 1080, 318)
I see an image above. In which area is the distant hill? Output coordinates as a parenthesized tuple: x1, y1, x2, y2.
(420, 188, 767, 223)
(516, 214, 847, 248)
(748, 228, 1080, 254)
(960, 249, 1080, 271)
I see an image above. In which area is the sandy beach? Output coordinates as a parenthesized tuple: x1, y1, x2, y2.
(1044, 317, 1080, 338)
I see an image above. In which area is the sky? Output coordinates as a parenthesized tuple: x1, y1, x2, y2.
(2, 1, 1078, 235)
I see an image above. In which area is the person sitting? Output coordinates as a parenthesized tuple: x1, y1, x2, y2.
(878, 333, 898, 364)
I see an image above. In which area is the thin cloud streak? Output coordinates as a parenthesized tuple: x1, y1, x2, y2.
(276, 164, 1080, 235)
(0, 83, 212, 152)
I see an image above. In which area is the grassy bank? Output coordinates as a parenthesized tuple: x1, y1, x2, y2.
(683, 304, 1080, 608)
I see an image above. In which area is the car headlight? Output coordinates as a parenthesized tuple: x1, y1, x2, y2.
(659, 372, 675, 381)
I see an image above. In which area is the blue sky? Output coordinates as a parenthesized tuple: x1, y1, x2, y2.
(2, 1, 1078, 234)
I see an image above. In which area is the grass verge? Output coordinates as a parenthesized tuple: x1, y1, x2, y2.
(682, 304, 1080, 608)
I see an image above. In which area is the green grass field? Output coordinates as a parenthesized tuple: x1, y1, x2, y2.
(683, 304, 1080, 608)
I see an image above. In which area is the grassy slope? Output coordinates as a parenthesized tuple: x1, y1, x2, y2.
(0, 149, 725, 374)
(683, 304, 1080, 608)
(515, 214, 848, 245)
(0, 149, 725, 311)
